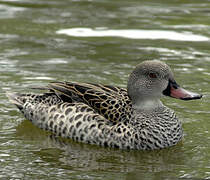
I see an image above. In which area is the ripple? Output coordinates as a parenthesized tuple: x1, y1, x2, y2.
(138, 47, 182, 56)
(0, 34, 19, 39)
(165, 24, 210, 30)
(56, 27, 209, 42)
(138, 47, 209, 62)
(0, 4, 25, 19)
(42, 58, 69, 65)
(23, 76, 54, 80)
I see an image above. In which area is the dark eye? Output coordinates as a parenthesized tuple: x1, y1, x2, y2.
(149, 73, 157, 79)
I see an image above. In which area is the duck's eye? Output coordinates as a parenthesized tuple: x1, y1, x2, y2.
(149, 73, 157, 79)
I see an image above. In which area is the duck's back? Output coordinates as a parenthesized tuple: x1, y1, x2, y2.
(47, 82, 132, 122)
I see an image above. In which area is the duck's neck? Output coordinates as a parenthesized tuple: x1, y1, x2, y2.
(132, 98, 164, 111)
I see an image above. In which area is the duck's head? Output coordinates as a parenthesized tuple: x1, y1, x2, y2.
(127, 60, 202, 109)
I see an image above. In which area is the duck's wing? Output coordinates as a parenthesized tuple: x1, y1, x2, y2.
(47, 82, 132, 122)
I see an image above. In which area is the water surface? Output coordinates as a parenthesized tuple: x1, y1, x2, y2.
(0, 0, 210, 179)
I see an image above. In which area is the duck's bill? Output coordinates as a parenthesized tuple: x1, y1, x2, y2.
(163, 80, 202, 100)
(170, 87, 202, 100)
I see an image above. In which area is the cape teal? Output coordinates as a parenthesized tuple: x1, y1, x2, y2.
(7, 60, 202, 150)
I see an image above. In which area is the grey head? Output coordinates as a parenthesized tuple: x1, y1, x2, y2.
(127, 60, 202, 110)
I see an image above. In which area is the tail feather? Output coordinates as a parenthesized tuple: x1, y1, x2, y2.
(6, 92, 24, 110)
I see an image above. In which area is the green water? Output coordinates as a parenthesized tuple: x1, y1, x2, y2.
(1, 0, 210, 179)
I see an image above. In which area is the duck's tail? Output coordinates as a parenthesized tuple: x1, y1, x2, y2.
(6, 92, 24, 110)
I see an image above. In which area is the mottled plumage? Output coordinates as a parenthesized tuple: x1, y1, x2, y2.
(7, 60, 202, 150)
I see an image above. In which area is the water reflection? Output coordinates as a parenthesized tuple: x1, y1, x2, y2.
(56, 27, 209, 41)
(15, 119, 187, 177)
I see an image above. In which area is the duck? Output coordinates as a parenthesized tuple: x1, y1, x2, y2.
(7, 60, 202, 150)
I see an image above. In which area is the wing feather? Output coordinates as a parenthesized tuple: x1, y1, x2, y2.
(48, 82, 132, 122)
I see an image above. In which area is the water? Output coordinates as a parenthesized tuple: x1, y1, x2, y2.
(1, 0, 210, 179)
